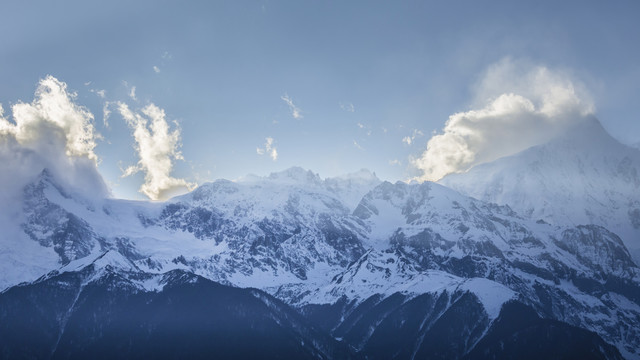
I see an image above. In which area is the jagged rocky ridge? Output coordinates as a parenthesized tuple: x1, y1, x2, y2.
(2, 119, 640, 359)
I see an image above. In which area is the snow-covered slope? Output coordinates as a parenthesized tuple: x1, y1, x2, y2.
(440, 117, 640, 262)
(301, 181, 640, 357)
(3, 164, 640, 358)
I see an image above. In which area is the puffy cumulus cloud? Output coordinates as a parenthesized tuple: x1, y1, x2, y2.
(412, 58, 595, 181)
(281, 94, 303, 119)
(0, 76, 107, 200)
(256, 137, 278, 161)
(118, 103, 195, 200)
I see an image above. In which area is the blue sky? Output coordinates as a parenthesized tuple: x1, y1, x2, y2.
(1, 0, 639, 200)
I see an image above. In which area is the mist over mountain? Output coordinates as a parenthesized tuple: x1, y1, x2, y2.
(1, 114, 640, 359)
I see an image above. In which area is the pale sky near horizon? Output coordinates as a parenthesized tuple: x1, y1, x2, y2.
(1, 0, 639, 200)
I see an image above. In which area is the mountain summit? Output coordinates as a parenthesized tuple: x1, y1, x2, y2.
(440, 116, 640, 262)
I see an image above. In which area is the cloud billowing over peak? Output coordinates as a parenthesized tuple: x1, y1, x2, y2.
(0, 76, 107, 202)
(412, 58, 596, 182)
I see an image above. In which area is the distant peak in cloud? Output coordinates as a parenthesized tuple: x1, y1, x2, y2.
(118, 102, 195, 200)
(412, 58, 595, 182)
(281, 94, 303, 119)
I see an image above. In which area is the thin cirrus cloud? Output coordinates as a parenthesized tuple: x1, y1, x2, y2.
(256, 137, 278, 161)
(281, 94, 303, 119)
(0, 76, 107, 201)
(340, 102, 355, 113)
(412, 58, 595, 182)
(118, 102, 195, 200)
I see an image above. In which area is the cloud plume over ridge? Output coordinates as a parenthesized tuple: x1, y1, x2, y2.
(413, 58, 595, 182)
(0, 76, 107, 199)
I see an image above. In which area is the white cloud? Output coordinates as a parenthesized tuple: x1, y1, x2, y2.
(102, 101, 114, 127)
(89, 89, 106, 99)
(129, 86, 137, 101)
(256, 137, 278, 161)
(402, 129, 424, 145)
(0, 76, 107, 200)
(357, 122, 365, 129)
(281, 94, 303, 119)
(353, 140, 363, 150)
(412, 58, 595, 182)
(118, 103, 195, 200)
(153, 66, 161, 73)
(340, 102, 355, 112)
(389, 159, 401, 166)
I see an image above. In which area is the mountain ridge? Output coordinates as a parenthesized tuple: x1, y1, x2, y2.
(2, 120, 640, 358)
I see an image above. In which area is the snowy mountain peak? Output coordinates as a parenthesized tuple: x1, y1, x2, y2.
(266, 166, 323, 186)
(29, 168, 70, 199)
(328, 168, 379, 182)
(549, 116, 620, 152)
(440, 116, 640, 262)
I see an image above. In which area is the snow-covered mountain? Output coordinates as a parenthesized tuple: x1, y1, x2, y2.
(294, 181, 640, 358)
(2, 159, 639, 358)
(0, 250, 352, 359)
(440, 117, 640, 263)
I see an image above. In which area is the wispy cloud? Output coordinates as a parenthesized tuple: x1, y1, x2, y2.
(402, 129, 424, 145)
(89, 89, 106, 99)
(129, 86, 137, 101)
(389, 159, 401, 166)
(353, 140, 363, 150)
(281, 94, 303, 119)
(412, 58, 595, 182)
(102, 102, 113, 127)
(340, 102, 355, 112)
(118, 102, 195, 200)
(256, 137, 278, 161)
(153, 66, 161, 73)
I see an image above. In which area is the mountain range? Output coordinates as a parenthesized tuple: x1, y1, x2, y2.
(1, 118, 639, 359)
